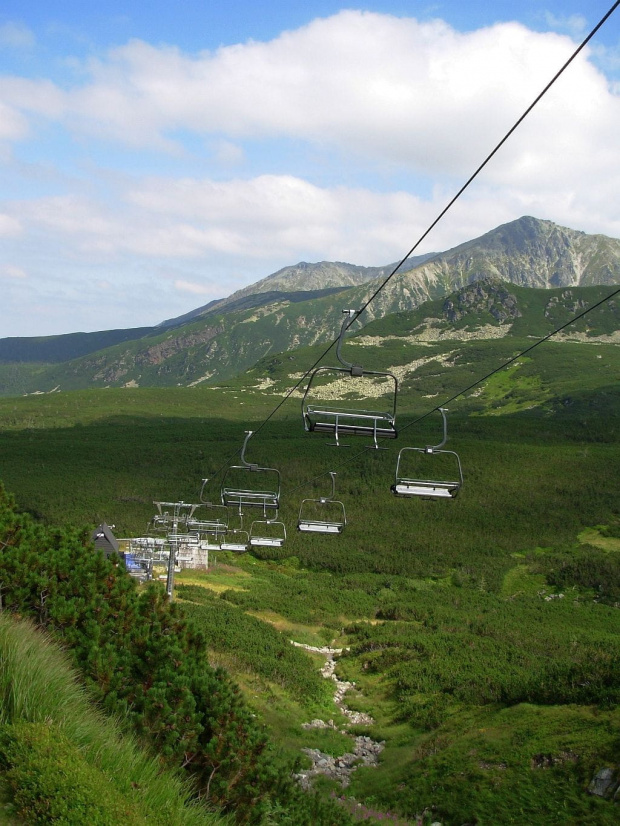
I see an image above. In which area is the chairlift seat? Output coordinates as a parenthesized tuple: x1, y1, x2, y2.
(391, 480, 461, 499)
(221, 487, 280, 510)
(220, 541, 249, 553)
(220, 530, 249, 553)
(204, 538, 222, 551)
(250, 536, 286, 547)
(187, 518, 227, 532)
(167, 533, 200, 544)
(297, 520, 344, 534)
(305, 405, 397, 439)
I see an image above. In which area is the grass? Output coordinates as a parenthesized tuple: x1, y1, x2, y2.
(2, 328, 620, 823)
(0, 614, 226, 826)
(577, 527, 620, 553)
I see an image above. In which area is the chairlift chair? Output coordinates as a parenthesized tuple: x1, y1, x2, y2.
(148, 507, 171, 534)
(220, 529, 250, 553)
(190, 479, 230, 549)
(187, 481, 230, 548)
(297, 472, 346, 534)
(391, 408, 463, 499)
(302, 310, 398, 448)
(249, 518, 287, 548)
(221, 431, 281, 514)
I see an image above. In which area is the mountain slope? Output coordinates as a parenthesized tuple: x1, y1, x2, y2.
(2, 217, 620, 397)
(158, 255, 436, 326)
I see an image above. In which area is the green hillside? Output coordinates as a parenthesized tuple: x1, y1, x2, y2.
(0, 614, 224, 826)
(1, 278, 620, 824)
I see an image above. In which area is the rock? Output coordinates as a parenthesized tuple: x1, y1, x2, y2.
(588, 767, 617, 798)
(295, 640, 382, 788)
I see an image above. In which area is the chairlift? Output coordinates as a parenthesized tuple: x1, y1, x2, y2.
(149, 505, 171, 533)
(249, 518, 287, 548)
(220, 529, 250, 553)
(221, 431, 281, 514)
(391, 408, 463, 499)
(297, 472, 346, 534)
(188, 480, 230, 533)
(302, 310, 398, 448)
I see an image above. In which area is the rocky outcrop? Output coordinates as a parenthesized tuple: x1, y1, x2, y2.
(291, 642, 384, 789)
(588, 767, 619, 798)
(442, 279, 521, 324)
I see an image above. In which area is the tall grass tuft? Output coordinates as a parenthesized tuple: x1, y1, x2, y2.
(0, 613, 227, 825)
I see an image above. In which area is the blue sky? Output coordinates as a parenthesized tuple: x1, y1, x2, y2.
(1, 1, 619, 337)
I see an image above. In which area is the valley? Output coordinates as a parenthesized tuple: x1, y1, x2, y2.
(1, 221, 620, 823)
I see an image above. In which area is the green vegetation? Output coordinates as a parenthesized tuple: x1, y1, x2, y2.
(177, 584, 332, 709)
(0, 487, 352, 825)
(0, 613, 222, 826)
(1, 291, 620, 823)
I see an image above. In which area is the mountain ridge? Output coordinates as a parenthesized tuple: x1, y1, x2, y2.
(1, 216, 619, 396)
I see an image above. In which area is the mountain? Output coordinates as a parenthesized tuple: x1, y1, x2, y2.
(0, 326, 159, 365)
(1, 216, 619, 397)
(158, 256, 436, 327)
(239, 277, 620, 415)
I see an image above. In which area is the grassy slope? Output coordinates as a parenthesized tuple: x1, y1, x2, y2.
(0, 614, 225, 825)
(1, 323, 620, 823)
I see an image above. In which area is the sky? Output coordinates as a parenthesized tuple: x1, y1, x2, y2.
(0, 1, 619, 338)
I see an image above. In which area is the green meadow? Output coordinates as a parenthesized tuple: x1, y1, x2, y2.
(1, 330, 620, 824)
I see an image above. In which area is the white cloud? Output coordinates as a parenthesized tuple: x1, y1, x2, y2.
(543, 12, 588, 39)
(3, 12, 617, 174)
(1, 10, 620, 337)
(0, 264, 27, 279)
(0, 213, 22, 236)
(212, 139, 245, 166)
(0, 100, 29, 141)
(0, 22, 35, 49)
(175, 279, 220, 295)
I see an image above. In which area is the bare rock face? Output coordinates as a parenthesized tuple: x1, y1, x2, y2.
(588, 767, 618, 798)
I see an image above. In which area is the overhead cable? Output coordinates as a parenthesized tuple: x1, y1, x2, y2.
(208, 0, 620, 483)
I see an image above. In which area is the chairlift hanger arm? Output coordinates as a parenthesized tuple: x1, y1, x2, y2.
(425, 407, 449, 453)
(336, 309, 363, 376)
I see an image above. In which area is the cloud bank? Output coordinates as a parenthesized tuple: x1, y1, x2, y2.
(0, 10, 619, 336)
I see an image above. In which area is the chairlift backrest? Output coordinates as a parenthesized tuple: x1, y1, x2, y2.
(302, 310, 398, 448)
